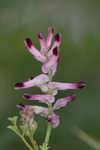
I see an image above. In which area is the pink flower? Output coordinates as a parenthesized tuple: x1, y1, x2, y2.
(41, 47, 59, 74)
(48, 81, 86, 90)
(17, 103, 59, 128)
(37, 27, 54, 55)
(24, 38, 46, 62)
(17, 94, 76, 128)
(46, 27, 54, 49)
(23, 93, 55, 103)
(14, 74, 49, 89)
(37, 33, 47, 55)
(47, 113, 60, 128)
(17, 103, 48, 115)
(53, 94, 76, 110)
(48, 33, 61, 57)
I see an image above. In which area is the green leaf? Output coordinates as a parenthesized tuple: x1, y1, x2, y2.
(7, 125, 20, 136)
(40, 143, 49, 150)
(8, 116, 18, 125)
(20, 125, 30, 137)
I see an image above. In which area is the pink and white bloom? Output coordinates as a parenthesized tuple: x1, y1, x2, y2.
(48, 81, 86, 90)
(47, 113, 60, 128)
(24, 38, 46, 62)
(46, 27, 54, 49)
(42, 47, 59, 74)
(37, 27, 54, 55)
(17, 103, 60, 128)
(53, 94, 76, 110)
(48, 33, 61, 57)
(14, 74, 49, 89)
(17, 103, 48, 115)
(23, 93, 55, 103)
(37, 84, 49, 92)
(14, 27, 86, 130)
(37, 33, 47, 55)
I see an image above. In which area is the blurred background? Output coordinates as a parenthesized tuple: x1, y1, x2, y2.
(0, 0, 100, 150)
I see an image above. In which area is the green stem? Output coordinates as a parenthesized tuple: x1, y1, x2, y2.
(48, 70, 52, 82)
(42, 103, 53, 150)
(44, 123, 52, 147)
(29, 136, 39, 150)
(41, 62, 53, 150)
(19, 133, 33, 150)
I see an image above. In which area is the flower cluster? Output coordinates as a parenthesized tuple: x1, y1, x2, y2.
(14, 27, 86, 129)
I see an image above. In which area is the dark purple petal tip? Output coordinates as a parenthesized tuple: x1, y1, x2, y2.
(51, 27, 54, 33)
(46, 116, 52, 123)
(55, 33, 61, 42)
(14, 82, 24, 88)
(25, 38, 32, 48)
(30, 76, 34, 80)
(53, 47, 58, 56)
(37, 33, 44, 40)
(16, 103, 26, 109)
(78, 81, 86, 89)
(23, 94, 31, 99)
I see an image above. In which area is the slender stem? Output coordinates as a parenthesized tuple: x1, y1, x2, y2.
(44, 123, 52, 147)
(29, 136, 39, 150)
(19, 134, 33, 150)
(13, 127, 33, 150)
(42, 62, 53, 150)
(48, 70, 52, 82)
(43, 103, 53, 150)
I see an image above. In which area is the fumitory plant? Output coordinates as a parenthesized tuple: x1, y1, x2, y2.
(8, 27, 86, 150)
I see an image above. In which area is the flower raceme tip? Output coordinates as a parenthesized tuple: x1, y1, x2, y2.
(14, 26, 86, 129)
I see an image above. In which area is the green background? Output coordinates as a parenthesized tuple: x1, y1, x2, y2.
(0, 0, 100, 150)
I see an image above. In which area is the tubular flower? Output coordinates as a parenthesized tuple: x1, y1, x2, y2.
(14, 26, 86, 130)
(14, 74, 49, 89)
(48, 81, 86, 90)
(41, 47, 59, 74)
(23, 94, 55, 103)
(24, 38, 46, 62)
(17, 103, 59, 128)
(48, 33, 61, 57)
(20, 106, 35, 127)
(53, 94, 76, 110)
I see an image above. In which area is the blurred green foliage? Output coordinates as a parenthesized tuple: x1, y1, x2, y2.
(0, 0, 100, 150)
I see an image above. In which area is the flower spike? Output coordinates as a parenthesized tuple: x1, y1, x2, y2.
(10, 27, 86, 150)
